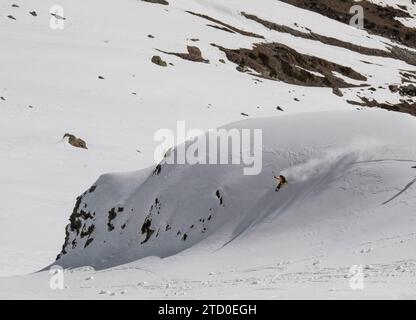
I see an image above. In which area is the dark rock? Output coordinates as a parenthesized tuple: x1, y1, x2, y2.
(153, 164, 162, 175)
(141, 0, 169, 5)
(151, 55, 167, 67)
(157, 46, 209, 63)
(213, 42, 366, 88)
(107, 208, 117, 232)
(84, 238, 94, 248)
(63, 133, 88, 149)
(332, 87, 343, 97)
(141, 218, 155, 244)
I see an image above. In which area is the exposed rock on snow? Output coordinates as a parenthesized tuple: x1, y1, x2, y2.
(348, 97, 416, 116)
(157, 46, 209, 63)
(141, 0, 169, 5)
(389, 84, 416, 97)
(186, 11, 264, 39)
(151, 55, 168, 67)
(280, 0, 416, 49)
(63, 133, 88, 150)
(213, 43, 366, 87)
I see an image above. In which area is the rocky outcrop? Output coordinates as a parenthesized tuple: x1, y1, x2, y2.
(242, 12, 416, 67)
(279, 0, 416, 49)
(389, 84, 416, 97)
(347, 97, 416, 117)
(212, 42, 367, 87)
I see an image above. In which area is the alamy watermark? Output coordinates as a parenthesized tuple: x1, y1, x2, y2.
(350, 5, 364, 30)
(348, 264, 364, 290)
(154, 121, 263, 176)
(49, 5, 65, 30)
(49, 265, 65, 290)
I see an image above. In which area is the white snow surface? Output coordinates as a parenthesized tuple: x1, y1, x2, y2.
(0, 0, 416, 299)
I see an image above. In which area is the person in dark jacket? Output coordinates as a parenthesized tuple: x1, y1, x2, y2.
(274, 175, 288, 192)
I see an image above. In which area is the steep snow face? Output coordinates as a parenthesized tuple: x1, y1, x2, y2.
(56, 110, 416, 270)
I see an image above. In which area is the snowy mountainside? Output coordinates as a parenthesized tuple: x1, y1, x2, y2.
(55, 110, 416, 273)
(1, 0, 416, 299)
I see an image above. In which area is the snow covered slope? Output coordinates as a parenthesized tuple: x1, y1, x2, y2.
(53, 110, 416, 271)
(2, 110, 416, 299)
(0, 0, 416, 299)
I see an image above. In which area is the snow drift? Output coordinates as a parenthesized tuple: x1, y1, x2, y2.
(55, 110, 416, 270)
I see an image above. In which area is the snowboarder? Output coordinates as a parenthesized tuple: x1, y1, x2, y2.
(274, 175, 288, 192)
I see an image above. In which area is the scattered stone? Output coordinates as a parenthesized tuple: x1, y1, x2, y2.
(276, 106, 284, 111)
(8, 15, 16, 20)
(147, 34, 155, 39)
(63, 133, 88, 149)
(347, 97, 416, 117)
(241, 112, 249, 117)
(399, 84, 416, 97)
(151, 55, 167, 67)
(215, 190, 225, 206)
(12, 4, 19, 7)
(219, 59, 226, 64)
(332, 87, 343, 97)
(107, 208, 117, 232)
(389, 84, 399, 93)
(50, 13, 66, 20)
(141, 218, 155, 244)
(141, 0, 169, 5)
(153, 163, 162, 175)
(29, 11, 37, 17)
(0, 96, 5, 101)
(157, 46, 209, 63)
(98, 76, 105, 80)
